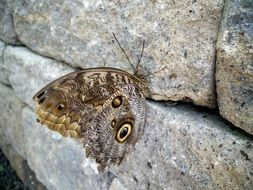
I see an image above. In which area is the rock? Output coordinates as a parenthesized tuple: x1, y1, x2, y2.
(22, 106, 113, 190)
(0, 147, 46, 190)
(110, 101, 253, 189)
(21, 100, 253, 190)
(12, 0, 224, 108)
(216, 0, 253, 135)
(3, 46, 74, 107)
(0, 0, 20, 44)
(109, 178, 128, 190)
(0, 83, 25, 158)
(0, 41, 10, 85)
(0, 84, 46, 189)
(3, 41, 253, 189)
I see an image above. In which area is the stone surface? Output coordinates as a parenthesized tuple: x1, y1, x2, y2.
(2, 42, 253, 189)
(0, 83, 25, 158)
(216, 0, 253, 135)
(110, 101, 253, 189)
(0, 41, 10, 85)
(3, 46, 74, 107)
(0, 0, 20, 44)
(109, 178, 128, 190)
(1, 146, 46, 190)
(21, 100, 253, 190)
(0, 83, 46, 190)
(12, 0, 224, 108)
(1, 1, 253, 188)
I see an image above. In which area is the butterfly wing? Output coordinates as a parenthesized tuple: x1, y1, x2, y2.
(33, 68, 146, 168)
(81, 84, 146, 169)
(33, 70, 98, 138)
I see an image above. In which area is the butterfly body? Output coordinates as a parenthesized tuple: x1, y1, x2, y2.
(33, 67, 148, 169)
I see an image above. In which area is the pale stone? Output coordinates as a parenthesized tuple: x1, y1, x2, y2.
(12, 0, 224, 108)
(21, 101, 253, 190)
(3, 46, 74, 107)
(0, 83, 25, 158)
(109, 178, 129, 190)
(0, 84, 45, 189)
(3, 43, 253, 189)
(216, 0, 253, 135)
(110, 101, 253, 189)
(0, 0, 20, 44)
(0, 41, 10, 85)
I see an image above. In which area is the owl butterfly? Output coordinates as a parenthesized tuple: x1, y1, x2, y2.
(33, 34, 153, 170)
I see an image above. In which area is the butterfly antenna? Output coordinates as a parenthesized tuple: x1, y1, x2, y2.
(136, 39, 145, 74)
(112, 33, 135, 71)
(145, 66, 167, 77)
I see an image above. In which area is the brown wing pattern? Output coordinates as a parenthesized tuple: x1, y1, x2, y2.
(33, 67, 147, 169)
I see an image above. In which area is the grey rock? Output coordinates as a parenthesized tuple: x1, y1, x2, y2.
(0, 0, 20, 44)
(3, 40, 253, 189)
(1, 145, 46, 190)
(110, 101, 253, 189)
(0, 83, 53, 190)
(0, 83, 25, 158)
(109, 178, 128, 190)
(21, 100, 253, 190)
(216, 0, 253, 135)
(3, 46, 74, 107)
(22, 106, 113, 190)
(0, 41, 10, 85)
(12, 0, 224, 108)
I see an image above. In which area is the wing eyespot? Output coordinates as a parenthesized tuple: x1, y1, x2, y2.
(57, 103, 65, 111)
(112, 96, 123, 108)
(115, 123, 132, 143)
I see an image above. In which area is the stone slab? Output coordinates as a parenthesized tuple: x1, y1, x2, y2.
(216, 0, 253, 135)
(12, 0, 224, 108)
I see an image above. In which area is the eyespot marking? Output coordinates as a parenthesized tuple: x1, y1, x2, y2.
(112, 96, 123, 108)
(57, 103, 65, 111)
(115, 123, 132, 143)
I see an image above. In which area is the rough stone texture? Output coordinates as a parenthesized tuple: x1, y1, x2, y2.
(12, 0, 224, 108)
(111, 102, 253, 189)
(0, 0, 20, 44)
(21, 99, 253, 190)
(2, 46, 253, 189)
(1, 146, 46, 190)
(109, 178, 128, 190)
(216, 0, 253, 135)
(0, 41, 10, 85)
(4, 46, 74, 106)
(0, 83, 25, 158)
(0, 84, 46, 189)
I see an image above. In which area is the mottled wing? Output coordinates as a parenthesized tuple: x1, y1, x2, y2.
(81, 84, 146, 169)
(33, 67, 147, 169)
(33, 70, 97, 138)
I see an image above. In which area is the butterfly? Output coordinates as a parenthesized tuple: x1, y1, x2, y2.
(33, 34, 153, 170)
